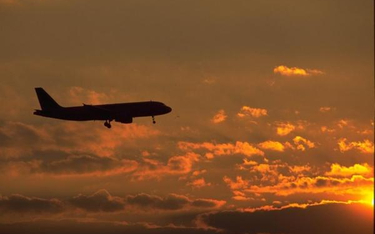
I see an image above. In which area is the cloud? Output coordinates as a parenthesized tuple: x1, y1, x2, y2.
(35, 154, 138, 177)
(1, 190, 226, 218)
(210, 110, 227, 124)
(0, 219, 218, 234)
(68, 86, 111, 105)
(245, 175, 374, 196)
(337, 119, 349, 128)
(223, 176, 249, 190)
(275, 122, 295, 136)
(0, 149, 139, 178)
(325, 163, 373, 177)
(197, 203, 373, 234)
(319, 106, 332, 113)
(202, 78, 216, 84)
(258, 140, 285, 152)
(0, 194, 64, 214)
(273, 65, 324, 76)
(191, 199, 225, 208)
(0, 121, 52, 148)
(236, 160, 312, 185)
(178, 141, 264, 158)
(133, 153, 199, 180)
(0, 120, 160, 159)
(321, 126, 336, 133)
(187, 178, 211, 188)
(231, 190, 251, 201)
(126, 193, 225, 210)
(69, 189, 125, 212)
(0, 121, 166, 178)
(338, 138, 374, 153)
(237, 106, 267, 118)
(226, 159, 373, 199)
(292, 136, 315, 151)
(192, 170, 207, 176)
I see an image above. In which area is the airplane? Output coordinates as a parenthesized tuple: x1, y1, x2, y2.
(33, 87, 172, 128)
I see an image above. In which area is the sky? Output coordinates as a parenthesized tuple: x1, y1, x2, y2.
(0, 0, 373, 233)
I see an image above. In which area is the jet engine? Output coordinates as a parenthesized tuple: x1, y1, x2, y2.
(114, 114, 133, 123)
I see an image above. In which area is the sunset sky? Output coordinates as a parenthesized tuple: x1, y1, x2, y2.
(0, 0, 373, 233)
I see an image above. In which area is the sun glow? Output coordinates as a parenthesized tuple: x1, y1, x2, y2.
(364, 191, 374, 206)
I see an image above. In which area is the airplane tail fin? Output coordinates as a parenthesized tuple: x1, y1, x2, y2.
(35, 87, 62, 110)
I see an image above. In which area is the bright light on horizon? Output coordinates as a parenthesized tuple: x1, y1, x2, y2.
(365, 191, 374, 206)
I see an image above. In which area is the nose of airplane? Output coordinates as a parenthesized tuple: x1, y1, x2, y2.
(165, 105, 172, 113)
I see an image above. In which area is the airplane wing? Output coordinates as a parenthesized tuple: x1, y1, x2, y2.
(83, 104, 112, 117)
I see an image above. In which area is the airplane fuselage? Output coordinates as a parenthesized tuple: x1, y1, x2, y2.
(34, 101, 172, 122)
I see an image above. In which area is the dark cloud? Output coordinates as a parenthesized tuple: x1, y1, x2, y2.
(0, 122, 46, 147)
(69, 189, 125, 212)
(0, 194, 64, 213)
(37, 154, 127, 174)
(191, 199, 222, 208)
(198, 203, 374, 234)
(0, 219, 216, 234)
(126, 193, 225, 210)
(0, 131, 11, 147)
(0, 190, 225, 216)
(126, 193, 190, 210)
(0, 149, 137, 177)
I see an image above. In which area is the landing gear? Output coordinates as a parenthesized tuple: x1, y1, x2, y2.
(104, 120, 112, 128)
(152, 116, 156, 124)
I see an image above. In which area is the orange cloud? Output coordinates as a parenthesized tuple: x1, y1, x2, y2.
(338, 138, 374, 153)
(293, 136, 315, 151)
(243, 199, 367, 213)
(0, 121, 160, 159)
(273, 65, 324, 77)
(289, 165, 311, 174)
(228, 159, 374, 200)
(192, 170, 207, 176)
(258, 141, 285, 152)
(237, 160, 313, 184)
(232, 190, 252, 201)
(325, 163, 373, 177)
(245, 175, 374, 197)
(321, 126, 335, 133)
(319, 107, 332, 113)
(178, 141, 264, 158)
(223, 176, 249, 190)
(211, 110, 227, 124)
(276, 122, 295, 136)
(187, 178, 211, 188)
(0, 121, 168, 179)
(202, 78, 216, 84)
(61, 122, 160, 157)
(68, 86, 110, 105)
(237, 106, 267, 118)
(133, 152, 199, 180)
(337, 119, 349, 128)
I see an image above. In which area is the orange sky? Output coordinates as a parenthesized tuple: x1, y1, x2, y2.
(0, 0, 373, 233)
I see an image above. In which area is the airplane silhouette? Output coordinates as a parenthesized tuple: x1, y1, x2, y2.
(33, 88, 172, 128)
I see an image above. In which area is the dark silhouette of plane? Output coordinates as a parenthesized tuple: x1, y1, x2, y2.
(33, 88, 172, 128)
